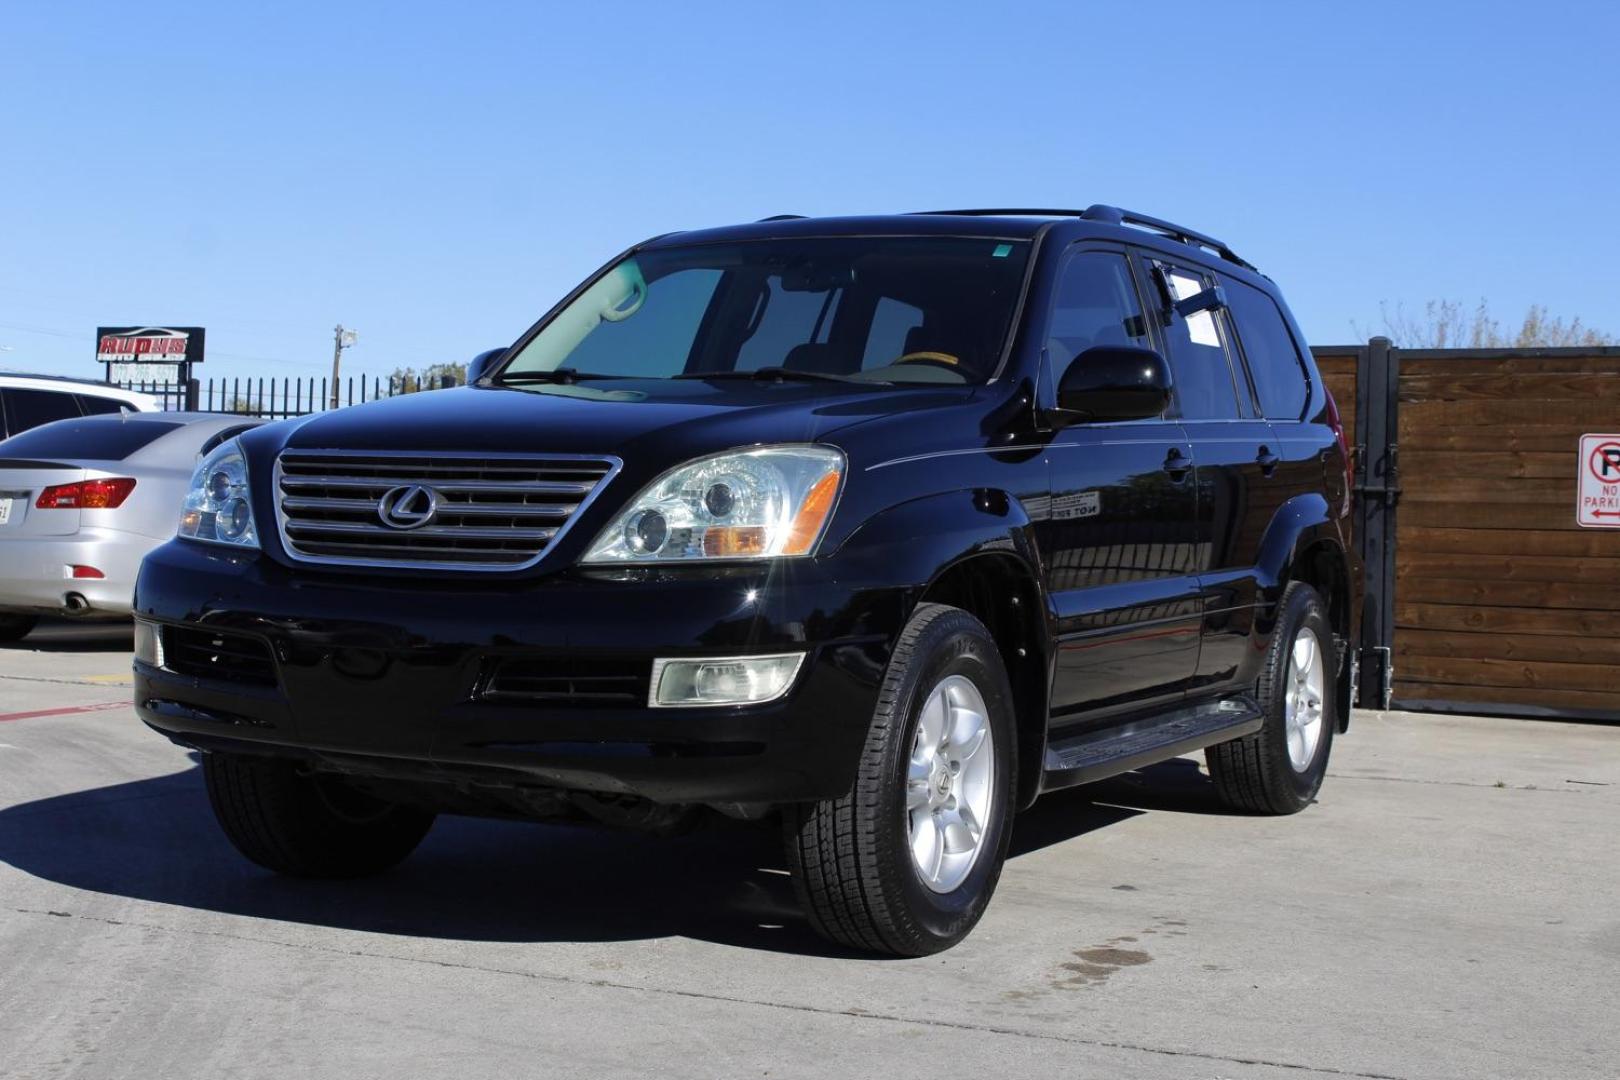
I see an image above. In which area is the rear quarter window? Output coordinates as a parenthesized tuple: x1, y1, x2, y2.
(0, 418, 183, 460)
(2, 387, 82, 435)
(1227, 281, 1311, 421)
(76, 394, 132, 416)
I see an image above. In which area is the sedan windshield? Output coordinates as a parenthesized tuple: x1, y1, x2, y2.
(499, 236, 1032, 386)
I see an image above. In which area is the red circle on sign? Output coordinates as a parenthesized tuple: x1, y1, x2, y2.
(1589, 442, 1620, 483)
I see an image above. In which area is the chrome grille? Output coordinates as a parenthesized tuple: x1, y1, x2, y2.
(274, 450, 619, 570)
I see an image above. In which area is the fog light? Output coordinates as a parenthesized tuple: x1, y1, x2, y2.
(133, 619, 165, 668)
(649, 653, 805, 707)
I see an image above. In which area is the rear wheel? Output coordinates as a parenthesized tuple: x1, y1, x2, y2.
(785, 603, 1016, 956)
(1207, 582, 1335, 814)
(203, 752, 434, 877)
(0, 615, 38, 643)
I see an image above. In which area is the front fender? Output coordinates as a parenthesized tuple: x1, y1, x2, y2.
(827, 488, 1043, 596)
(828, 488, 1052, 809)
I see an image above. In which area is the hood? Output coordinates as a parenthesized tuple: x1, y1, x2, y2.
(270, 380, 973, 462)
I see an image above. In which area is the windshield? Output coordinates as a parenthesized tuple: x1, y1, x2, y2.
(499, 236, 1032, 386)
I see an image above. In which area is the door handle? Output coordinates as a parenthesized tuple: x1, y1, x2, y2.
(1163, 448, 1192, 482)
(1257, 446, 1280, 477)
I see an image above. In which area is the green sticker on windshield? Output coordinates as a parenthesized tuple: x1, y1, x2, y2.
(992, 243, 1012, 257)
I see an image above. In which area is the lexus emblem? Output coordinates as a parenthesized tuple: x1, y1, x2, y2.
(377, 484, 440, 530)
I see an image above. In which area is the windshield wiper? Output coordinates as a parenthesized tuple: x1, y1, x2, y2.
(495, 368, 625, 385)
(674, 367, 889, 386)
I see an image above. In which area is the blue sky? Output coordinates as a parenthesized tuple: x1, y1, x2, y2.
(3, 0, 1617, 381)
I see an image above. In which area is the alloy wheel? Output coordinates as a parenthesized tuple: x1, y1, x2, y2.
(906, 674, 996, 893)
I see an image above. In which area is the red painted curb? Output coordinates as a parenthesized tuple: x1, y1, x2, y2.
(0, 700, 129, 723)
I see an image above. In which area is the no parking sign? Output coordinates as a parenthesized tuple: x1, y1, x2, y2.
(1578, 433, 1620, 528)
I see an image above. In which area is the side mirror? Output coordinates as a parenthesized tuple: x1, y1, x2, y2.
(1055, 345, 1172, 423)
(467, 348, 506, 384)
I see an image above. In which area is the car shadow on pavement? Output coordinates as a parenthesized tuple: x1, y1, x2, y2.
(1, 618, 133, 653)
(0, 755, 1224, 957)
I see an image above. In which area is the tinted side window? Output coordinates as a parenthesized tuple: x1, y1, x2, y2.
(2, 388, 83, 436)
(1047, 250, 1152, 370)
(76, 394, 129, 416)
(1226, 281, 1310, 420)
(1156, 263, 1241, 420)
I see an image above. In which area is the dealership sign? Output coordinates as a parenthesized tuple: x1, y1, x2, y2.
(97, 326, 205, 385)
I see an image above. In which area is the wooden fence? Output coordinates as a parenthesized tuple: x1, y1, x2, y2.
(1314, 341, 1620, 721)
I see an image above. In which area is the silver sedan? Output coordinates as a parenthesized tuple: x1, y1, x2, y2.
(0, 412, 264, 640)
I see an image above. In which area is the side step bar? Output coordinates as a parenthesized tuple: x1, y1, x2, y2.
(1040, 697, 1264, 794)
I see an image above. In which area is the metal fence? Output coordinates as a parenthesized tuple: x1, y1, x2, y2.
(113, 374, 457, 419)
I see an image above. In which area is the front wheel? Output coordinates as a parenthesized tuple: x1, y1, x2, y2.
(1207, 582, 1336, 814)
(203, 752, 435, 877)
(785, 603, 1016, 956)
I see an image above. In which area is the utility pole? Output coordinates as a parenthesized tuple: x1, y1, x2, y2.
(329, 325, 357, 409)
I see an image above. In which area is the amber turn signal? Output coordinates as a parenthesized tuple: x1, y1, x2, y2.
(782, 470, 841, 555)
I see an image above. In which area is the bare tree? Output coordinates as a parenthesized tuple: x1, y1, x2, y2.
(1355, 300, 1615, 349)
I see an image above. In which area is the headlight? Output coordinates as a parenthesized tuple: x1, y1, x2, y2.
(178, 439, 259, 548)
(583, 445, 843, 563)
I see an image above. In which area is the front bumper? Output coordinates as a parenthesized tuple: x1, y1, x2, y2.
(0, 529, 152, 617)
(133, 539, 906, 805)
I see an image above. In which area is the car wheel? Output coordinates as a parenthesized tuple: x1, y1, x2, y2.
(1207, 582, 1335, 814)
(203, 752, 435, 877)
(0, 615, 38, 643)
(785, 602, 1016, 956)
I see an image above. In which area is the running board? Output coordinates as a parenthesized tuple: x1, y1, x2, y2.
(1040, 697, 1264, 793)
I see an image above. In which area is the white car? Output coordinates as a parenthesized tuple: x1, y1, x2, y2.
(0, 373, 161, 440)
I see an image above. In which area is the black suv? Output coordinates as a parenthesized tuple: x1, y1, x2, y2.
(134, 206, 1359, 956)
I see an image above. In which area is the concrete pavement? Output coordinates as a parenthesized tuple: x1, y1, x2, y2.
(1, 619, 1616, 1079)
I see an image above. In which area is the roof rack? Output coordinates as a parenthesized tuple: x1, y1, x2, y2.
(912, 205, 1255, 271)
(755, 214, 805, 222)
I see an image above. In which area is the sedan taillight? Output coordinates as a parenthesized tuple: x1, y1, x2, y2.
(35, 478, 137, 509)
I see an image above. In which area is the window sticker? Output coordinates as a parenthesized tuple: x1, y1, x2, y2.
(1168, 271, 1220, 348)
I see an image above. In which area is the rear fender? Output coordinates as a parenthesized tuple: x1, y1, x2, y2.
(1255, 492, 1355, 730)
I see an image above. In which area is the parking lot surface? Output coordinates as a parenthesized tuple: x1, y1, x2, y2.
(1, 619, 1616, 1080)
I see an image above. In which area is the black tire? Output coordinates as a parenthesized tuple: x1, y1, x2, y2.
(0, 615, 38, 643)
(1207, 582, 1336, 814)
(785, 602, 1017, 956)
(203, 752, 435, 877)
